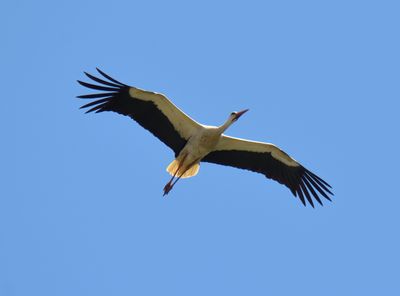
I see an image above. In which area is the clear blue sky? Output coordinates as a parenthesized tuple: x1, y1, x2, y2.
(2, 0, 400, 295)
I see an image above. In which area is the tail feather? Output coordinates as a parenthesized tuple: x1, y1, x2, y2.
(166, 159, 200, 179)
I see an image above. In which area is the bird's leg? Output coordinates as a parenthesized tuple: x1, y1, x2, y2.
(164, 159, 200, 196)
(163, 175, 176, 196)
(163, 155, 187, 196)
(169, 174, 183, 188)
(163, 172, 184, 196)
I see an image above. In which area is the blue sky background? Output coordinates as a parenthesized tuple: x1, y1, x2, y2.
(2, 0, 400, 295)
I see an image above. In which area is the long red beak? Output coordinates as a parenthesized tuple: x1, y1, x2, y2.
(235, 109, 249, 119)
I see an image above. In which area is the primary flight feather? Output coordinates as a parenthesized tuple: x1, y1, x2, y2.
(77, 68, 333, 207)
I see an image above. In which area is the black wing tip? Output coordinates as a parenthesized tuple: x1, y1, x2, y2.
(77, 68, 128, 90)
(290, 167, 334, 208)
(77, 80, 86, 87)
(77, 69, 132, 112)
(95, 68, 128, 86)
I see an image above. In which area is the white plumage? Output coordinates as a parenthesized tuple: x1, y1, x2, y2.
(77, 68, 333, 207)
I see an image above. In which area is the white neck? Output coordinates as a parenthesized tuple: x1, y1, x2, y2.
(217, 117, 235, 133)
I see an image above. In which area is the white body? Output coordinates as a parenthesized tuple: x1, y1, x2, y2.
(170, 126, 222, 177)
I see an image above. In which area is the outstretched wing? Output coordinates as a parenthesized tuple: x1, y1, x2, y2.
(202, 135, 333, 207)
(77, 68, 202, 156)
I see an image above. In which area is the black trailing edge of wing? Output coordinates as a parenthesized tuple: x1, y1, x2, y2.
(202, 150, 333, 207)
(77, 68, 187, 155)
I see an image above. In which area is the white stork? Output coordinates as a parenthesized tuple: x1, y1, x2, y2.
(77, 68, 333, 207)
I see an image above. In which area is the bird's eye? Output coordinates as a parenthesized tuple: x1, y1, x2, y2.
(231, 112, 236, 116)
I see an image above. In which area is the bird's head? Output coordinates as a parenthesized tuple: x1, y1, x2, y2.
(229, 109, 249, 123)
(220, 109, 249, 132)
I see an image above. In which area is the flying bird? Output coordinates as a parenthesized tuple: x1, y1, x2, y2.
(77, 68, 333, 207)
